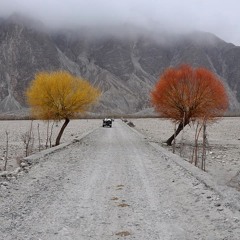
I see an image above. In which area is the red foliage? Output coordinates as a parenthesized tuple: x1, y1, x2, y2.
(151, 65, 228, 123)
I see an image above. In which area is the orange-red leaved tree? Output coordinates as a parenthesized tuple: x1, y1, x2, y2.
(151, 65, 228, 145)
(26, 71, 101, 146)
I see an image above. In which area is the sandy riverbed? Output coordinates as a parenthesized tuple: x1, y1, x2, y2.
(132, 117, 240, 189)
(0, 119, 240, 239)
(0, 117, 239, 191)
(0, 119, 101, 171)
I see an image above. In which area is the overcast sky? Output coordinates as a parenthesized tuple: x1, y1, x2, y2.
(1, 0, 240, 45)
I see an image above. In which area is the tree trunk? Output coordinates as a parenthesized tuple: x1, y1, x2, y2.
(55, 118, 70, 146)
(165, 120, 189, 146)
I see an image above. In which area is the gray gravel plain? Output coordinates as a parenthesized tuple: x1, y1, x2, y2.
(0, 120, 240, 240)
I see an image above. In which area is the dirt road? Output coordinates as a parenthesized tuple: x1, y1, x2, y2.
(0, 120, 239, 240)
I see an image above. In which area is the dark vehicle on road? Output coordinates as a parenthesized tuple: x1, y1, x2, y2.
(102, 118, 112, 127)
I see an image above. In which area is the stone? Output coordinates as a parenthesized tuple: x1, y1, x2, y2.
(13, 167, 21, 175)
(1, 181, 9, 186)
(0, 171, 8, 177)
(20, 162, 28, 168)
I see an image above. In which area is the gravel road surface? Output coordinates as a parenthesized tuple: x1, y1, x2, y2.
(0, 120, 239, 240)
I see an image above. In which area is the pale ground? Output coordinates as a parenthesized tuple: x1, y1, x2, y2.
(0, 120, 240, 240)
(0, 119, 101, 171)
(132, 117, 240, 188)
(0, 117, 239, 189)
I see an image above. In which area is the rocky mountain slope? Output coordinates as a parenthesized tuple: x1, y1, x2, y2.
(0, 14, 240, 115)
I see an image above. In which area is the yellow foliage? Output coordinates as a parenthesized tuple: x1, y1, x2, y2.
(26, 71, 101, 120)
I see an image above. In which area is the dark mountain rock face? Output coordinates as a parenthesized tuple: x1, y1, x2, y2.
(0, 16, 62, 112)
(0, 15, 240, 115)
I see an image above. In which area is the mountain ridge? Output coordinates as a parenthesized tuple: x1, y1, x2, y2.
(0, 14, 240, 115)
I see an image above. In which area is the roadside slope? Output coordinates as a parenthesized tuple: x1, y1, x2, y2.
(0, 120, 239, 240)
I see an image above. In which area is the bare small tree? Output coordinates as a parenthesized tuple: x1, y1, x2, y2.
(21, 121, 34, 157)
(201, 121, 208, 171)
(44, 120, 55, 148)
(49, 121, 55, 147)
(30, 125, 34, 153)
(180, 111, 186, 157)
(45, 120, 50, 149)
(191, 121, 203, 166)
(37, 123, 41, 151)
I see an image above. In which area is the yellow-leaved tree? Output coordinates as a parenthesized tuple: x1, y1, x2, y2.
(26, 71, 101, 146)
